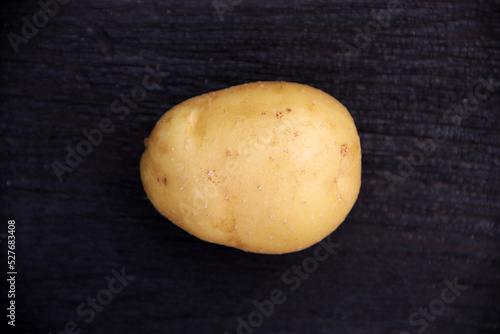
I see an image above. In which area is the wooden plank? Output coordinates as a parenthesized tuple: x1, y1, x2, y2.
(1, 0, 499, 333)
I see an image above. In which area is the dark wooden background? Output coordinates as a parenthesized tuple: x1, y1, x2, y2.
(1, 0, 499, 333)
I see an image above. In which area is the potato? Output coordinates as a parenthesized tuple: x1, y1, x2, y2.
(140, 81, 361, 254)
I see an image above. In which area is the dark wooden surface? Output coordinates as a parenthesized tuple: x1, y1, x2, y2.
(1, 1, 499, 333)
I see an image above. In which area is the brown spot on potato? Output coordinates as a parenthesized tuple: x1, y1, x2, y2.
(341, 144, 349, 157)
(206, 169, 220, 183)
(262, 112, 267, 116)
(226, 149, 231, 157)
(286, 108, 291, 112)
(156, 176, 167, 186)
(276, 111, 284, 119)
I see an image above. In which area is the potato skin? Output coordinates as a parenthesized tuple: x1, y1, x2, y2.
(140, 81, 361, 254)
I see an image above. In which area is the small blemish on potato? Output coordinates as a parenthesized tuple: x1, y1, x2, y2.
(226, 149, 231, 157)
(286, 108, 291, 112)
(258, 185, 263, 190)
(262, 112, 267, 116)
(276, 111, 284, 119)
(340, 144, 349, 157)
(156, 177, 168, 186)
(242, 199, 247, 204)
(144, 138, 149, 147)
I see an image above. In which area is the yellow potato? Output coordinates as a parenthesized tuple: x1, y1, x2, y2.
(140, 81, 361, 254)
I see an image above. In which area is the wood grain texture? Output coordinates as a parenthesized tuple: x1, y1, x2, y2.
(1, 0, 499, 333)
